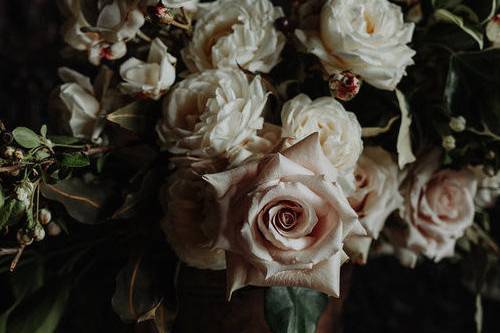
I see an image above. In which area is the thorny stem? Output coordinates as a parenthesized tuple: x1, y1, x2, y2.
(83, 145, 114, 156)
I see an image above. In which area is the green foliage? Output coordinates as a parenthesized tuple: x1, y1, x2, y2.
(265, 287, 329, 333)
(12, 127, 42, 149)
(111, 259, 163, 323)
(40, 178, 117, 224)
(59, 152, 90, 168)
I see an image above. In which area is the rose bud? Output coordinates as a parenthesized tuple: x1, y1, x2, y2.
(329, 71, 362, 101)
(14, 149, 24, 161)
(2, 146, 15, 159)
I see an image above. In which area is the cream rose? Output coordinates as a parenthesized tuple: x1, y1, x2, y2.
(181, 0, 286, 74)
(296, 0, 416, 90)
(54, 67, 105, 141)
(400, 151, 478, 261)
(156, 68, 271, 165)
(345, 147, 403, 263)
(119, 38, 177, 100)
(281, 94, 363, 175)
(161, 168, 226, 270)
(61, 0, 145, 65)
(203, 133, 365, 297)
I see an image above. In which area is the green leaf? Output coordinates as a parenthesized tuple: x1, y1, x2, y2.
(265, 287, 328, 333)
(60, 153, 90, 168)
(0, 199, 25, 230)
(112, 259, 162, 323)
(40, 178, 117, 224)
(444, 49, 500, 135)
(12, 127, 42, 149)
(48, 135, 81, 146)
(6, 279, 71, 333)
(40, 125, 47, 138)
(106, 101, 157, 136)
(0, 185, 4, 209)
(434, 9, 483, 48)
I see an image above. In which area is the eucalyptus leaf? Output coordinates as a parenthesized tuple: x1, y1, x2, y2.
(40, 177, 116, 224)
(60, 153, 90, 168)
(12, 127, 42, 149)
(112, 259, 162, 323)
(265, 287, 328, 333)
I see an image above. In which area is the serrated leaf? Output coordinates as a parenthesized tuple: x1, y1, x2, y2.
(112, 258, 162, 323)
(434, 9, 483, 48)
(106, 101, 156, 136)
(60, 153, 90, 168)
(265, 287, 328, 333)
(40, 178, 116, 224)
(12, 127, 42, 149)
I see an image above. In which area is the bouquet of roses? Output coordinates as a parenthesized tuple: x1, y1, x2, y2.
(1, 0, 499, 332)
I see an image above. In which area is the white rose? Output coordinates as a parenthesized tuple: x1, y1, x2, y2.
(486, 15, 500, 47)
(345, 147, 403, 263)
(400, 151, 478, 261)
(296, 0, 416, 90)
(470, 166, 500, 209)
(55, 67, 105, 141)
(156, 68, 270, 165)
(181, 0, 286, 74)
(281, 94, 363, 175)
(60, 0, 144, 65)
(161, 168, 226, 270)
(119, 38, 177, 100)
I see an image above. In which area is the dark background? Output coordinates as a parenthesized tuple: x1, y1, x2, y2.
(1, 1, 499, 332)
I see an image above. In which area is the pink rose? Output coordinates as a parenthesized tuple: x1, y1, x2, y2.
(400, 151, 477, 261)
(203, 133, 365, 297)
(345, 147, 403, 264)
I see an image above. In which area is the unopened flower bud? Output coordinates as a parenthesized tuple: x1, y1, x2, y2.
(15, 181, 34, 207)
(486, 14, 500, 46)
(14, 149, 24, 161)
(33, 225, 46, 242)
(38, 208, 52, 225)
(449, 116, 466, 132)
(442, 135, 456, 151)
(47, 222, 62, 237)
(486, 150, 496, 160)
(3, 146, 15, 159)
(329, 71, 362, 101)
(148, 4, 174, 24)
(16, 229, 33, 246)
